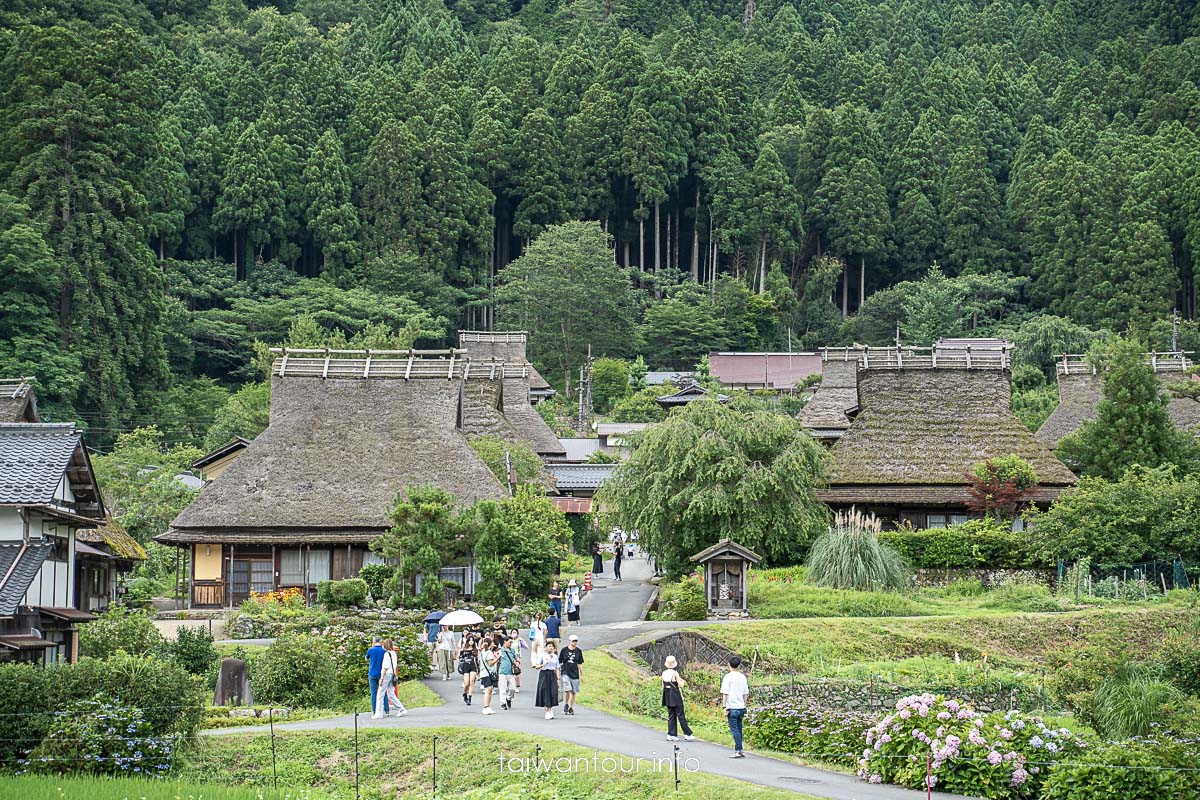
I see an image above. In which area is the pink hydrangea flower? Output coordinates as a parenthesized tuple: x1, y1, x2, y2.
(987, 751, 1003, 765)
(937, 711, 951, 721)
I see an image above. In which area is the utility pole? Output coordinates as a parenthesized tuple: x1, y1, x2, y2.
(1172, 308, 1179, 352)
(576, 345, 594, 435)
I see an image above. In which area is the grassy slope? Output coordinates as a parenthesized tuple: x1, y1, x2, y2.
(178, 728, 821, 800)
(0, 776, 327, 800)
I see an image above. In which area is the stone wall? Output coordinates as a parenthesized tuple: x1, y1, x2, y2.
(631, 630, 746, 674)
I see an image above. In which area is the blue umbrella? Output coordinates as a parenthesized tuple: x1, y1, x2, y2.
(423, 611, 447, 623)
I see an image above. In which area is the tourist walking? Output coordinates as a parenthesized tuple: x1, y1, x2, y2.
(479, 638, 500, 715)
(436, 627, 455, 680)
(565, 579, 581, 623)
(424, 619, 441, 667)
(534, 641, 561, 719)
(458, 637, 478, 705)
(509, 628, 527, 692)
(560, 634, 584, 715)
(591, 541, 603, 575)
(661, 655, 694, 741)
(373, 638, 407, 718)
(529, 611, 547, 651)
(498, 635, 520, 710)
(545, 607, 561, 650)
(366, 635, 390, 716)
(721, 656, 750, 757)
(613, 543, 623, 581)
(548, 580, 563, 619)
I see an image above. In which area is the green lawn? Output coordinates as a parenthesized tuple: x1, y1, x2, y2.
(175, 727, 821, 800)
(0, 775, 327, 800)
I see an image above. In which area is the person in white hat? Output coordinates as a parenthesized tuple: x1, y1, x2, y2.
(565, 579, 581, 624)
(662, 655, 695, 741)
(560, 634, 585, 715)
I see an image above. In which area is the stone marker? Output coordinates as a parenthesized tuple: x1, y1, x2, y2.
(213, 657, 253, 707)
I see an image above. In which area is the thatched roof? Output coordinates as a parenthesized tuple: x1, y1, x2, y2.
(799, 360, 859, 434)
(163, 375, 506, 541)
(825, 369, 1077, 489)
(0, 378, 39, 423)
(1036, 370, 1200, 447)
(77, 518, 147, 561)
(458, 331, 564, 455)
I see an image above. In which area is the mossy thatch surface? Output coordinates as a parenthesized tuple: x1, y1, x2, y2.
(78, 518, 147, 560)
(826, 369, 1076, 486)
(1036, 371, 1200, 447)
(799, 360, 859, 431)
(167, 376, 506, 535)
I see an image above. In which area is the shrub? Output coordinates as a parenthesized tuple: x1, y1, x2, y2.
(79, 607, 164, 659)
(317, 578, 370, 609)
(0, 664, 53, 762)
(358, 564, 394, 602)
(166, 626, 218, 676)
(807, 510, 911, 591)
(24, 696, 173, 777)
(324, 623, 429, 701)
(123, 576, 161, 608)
(747, 700, 874, 765)
(1041, 737, 1200, 800)
(1087, 663, 1182, 739)
(252, 635, 337, 708)
(64, 653, 205, 737)
(240, 587, 307, 618)
(1158, 631, 1200, 695)
(859, 694, 1088, 798)
(979, 581, 1064, 613)
(879, 519, 1033, 569)
(653, 575, 707, 620)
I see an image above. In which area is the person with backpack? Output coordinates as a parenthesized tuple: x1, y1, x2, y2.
(661, 655, 694, 741)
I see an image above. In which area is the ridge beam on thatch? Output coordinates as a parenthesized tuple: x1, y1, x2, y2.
(459, 330, 527, 344)
(269, 348, 532, 381)
(1054, 351, 1194, 377)
(820, 345, 1012, 371)
(0, 378, 34, 398)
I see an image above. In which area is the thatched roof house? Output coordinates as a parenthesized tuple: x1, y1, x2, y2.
(816, 344, 1076, 529)
(0, 378, 39, 423)
(799, 359, 859, 443)
(1036, 354, 1200, 448)
(459, 331, 565, 457)
(159, 350, 508, 607)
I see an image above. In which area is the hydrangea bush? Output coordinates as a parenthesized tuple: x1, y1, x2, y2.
(324, 622, 429, 700)
(23, 696, 172, 776)
(747, 699, 875, 765)
(859, 694, 1087, 798)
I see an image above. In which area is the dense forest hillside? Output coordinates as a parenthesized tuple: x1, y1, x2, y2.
(2, 0, 1200, 444)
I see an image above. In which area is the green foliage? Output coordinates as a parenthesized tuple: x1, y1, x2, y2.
(25, 696, 173, 776)
(497, 221, 637, 387)
(357, 564, 394, 603)
(202, 381, 270, 450)
(879, 520, 1034, 569)
(167, 626, 218, 677)
(652, 575, 707, 621)
(373, 485, 478, 608)
(590, 357, 630, 413)
(469, 435, 544, 487)
(747, 701, 873, 764)
(64, 652, 205, 737)
(608, 386, 666, 423)
(1088, 663, 1183, 739)
(252, 635, 338, 709)
(901, 264, 966, 345)
(1158, 629, 1200, 696)
(1041, 738, 1200, 800)
(1011, 383, 1059, 432)
(1028, 465, 1200, 567)
(972, 455, 1037, 490)
(79, 607, 164, 659)
(474, 485, 571, 605)
(316, 578, 370, 609)
(806, 510, 912, 591)
(1057, 337, 1200, 479)
(90, 427, 202, 582)
(600, 400, 828, 576)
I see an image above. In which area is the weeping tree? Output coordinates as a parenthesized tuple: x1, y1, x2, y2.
(598, 400, 828, 577)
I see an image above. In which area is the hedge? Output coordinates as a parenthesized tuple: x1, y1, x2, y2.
(879, 521, 1037, 569)
(317, 578, 370, 609)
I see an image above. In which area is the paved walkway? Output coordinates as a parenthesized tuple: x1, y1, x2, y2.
(207, 551, 974, 799)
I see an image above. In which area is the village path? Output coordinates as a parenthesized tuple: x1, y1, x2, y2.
(206, 553, 976, 800)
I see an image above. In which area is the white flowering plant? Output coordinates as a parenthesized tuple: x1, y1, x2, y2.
(859, 693, 1087, 799)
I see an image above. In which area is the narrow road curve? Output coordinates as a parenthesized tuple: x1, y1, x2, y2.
(208, 551, 975, 799)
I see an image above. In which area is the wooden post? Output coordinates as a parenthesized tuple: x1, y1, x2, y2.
(227, 543, 235, 608)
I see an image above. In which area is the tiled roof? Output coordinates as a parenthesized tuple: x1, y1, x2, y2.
(0, 423, 81, 504)
(0, 541, 53, 616)
(547, 463, 616, 490)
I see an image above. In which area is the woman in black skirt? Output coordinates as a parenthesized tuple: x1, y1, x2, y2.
(591, 541, 603, 575)
(534, 641, 561, 719)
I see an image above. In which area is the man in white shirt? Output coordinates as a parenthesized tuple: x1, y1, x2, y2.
(720, 655, 750, 758)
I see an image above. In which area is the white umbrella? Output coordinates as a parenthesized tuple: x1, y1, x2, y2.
(438, 609, 484, 627)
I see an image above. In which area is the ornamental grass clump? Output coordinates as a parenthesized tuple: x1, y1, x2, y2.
(1087, 663, 1182, 739)
(859, 694, 1088, 799)
(806, 509, 911, 591)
